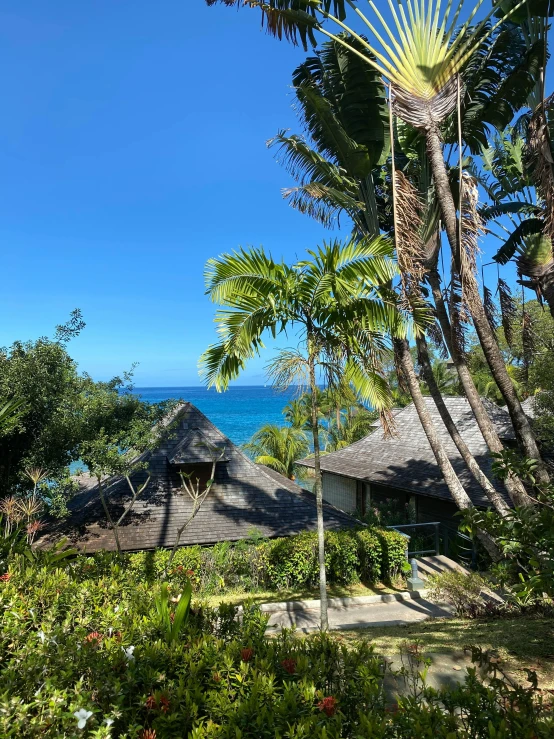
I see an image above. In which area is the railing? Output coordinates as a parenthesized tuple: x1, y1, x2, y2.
(388, 521, 477, 569)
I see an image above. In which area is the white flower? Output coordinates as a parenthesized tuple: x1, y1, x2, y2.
(74, 709, 93, 730)
(122, 645, 135, 662)
(104, 718, 114, 727)
(37, 630, 46, 643)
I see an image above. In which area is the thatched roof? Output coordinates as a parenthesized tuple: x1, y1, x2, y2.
(40, 403, 355, 552)
(297, 397, 514, 508)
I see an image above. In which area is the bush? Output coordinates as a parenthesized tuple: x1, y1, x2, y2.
(69, 526, 408, 596)
(426, 570, 488, 617)
(0, 560, 552, 737)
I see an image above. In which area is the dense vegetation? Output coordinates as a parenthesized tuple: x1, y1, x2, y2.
(1, 556, 552, 738)
(66, 526, 408, 593)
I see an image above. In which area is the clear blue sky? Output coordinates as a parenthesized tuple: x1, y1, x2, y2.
(0, 1, 524, 386)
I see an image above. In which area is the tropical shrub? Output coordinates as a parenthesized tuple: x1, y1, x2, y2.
(426, 570, 489, 617)
(0, 559, 553, 737)
(69, 526, 407, 594)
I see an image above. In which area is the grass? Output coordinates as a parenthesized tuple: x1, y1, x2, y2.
(200, 580, 403, 607)
(335, 616, 554, 687)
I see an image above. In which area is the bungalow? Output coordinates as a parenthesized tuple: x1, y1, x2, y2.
(296, 397, 515, 526)
(41, 402, 354, 552)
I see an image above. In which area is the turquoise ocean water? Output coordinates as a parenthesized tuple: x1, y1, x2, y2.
(134, 386, 299, 448)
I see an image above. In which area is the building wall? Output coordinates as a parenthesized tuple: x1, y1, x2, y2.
(322, 473, 357, 513)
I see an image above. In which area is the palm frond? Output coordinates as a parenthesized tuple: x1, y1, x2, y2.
(282, 182, 364, 227)
(498, 278, 517, 348)
(393, 170, 427, 307)
(493, 218, 544, 265)
(526, 95, 554, 244)
(483, 284, 499, 331)
(479, 201, 541, 221)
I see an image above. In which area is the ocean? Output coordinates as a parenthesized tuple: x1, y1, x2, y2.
(134, 386, 300, 447)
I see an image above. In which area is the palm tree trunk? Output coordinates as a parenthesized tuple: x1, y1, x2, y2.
(308, 348, 328, 631)
(428, 269, 533, 507)
(416, 335, 510, 516)
(395, 339, 500, 560)
(425, 125, 547, 482)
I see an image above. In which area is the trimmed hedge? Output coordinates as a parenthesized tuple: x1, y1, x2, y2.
(73, 526, 407, 595)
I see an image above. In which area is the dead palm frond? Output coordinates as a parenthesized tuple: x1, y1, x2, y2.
(394, 170, 427, 307)
(458, 171, 484, 304)
(483, 285, 499, 331)
(526, 95, 554, 243)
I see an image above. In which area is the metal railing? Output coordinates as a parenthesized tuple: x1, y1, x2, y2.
(388, 521, 477, 569)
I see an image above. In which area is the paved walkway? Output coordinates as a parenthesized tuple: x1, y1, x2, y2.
(265, 592, 455, 632)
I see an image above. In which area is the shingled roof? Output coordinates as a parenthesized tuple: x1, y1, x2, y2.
(297, 397, 514, 508)
(41, 403, 355, 552)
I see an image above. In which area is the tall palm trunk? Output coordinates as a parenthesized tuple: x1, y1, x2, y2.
(395, 339, 500, 560)
(425, 125, 547, 482)
(416, 335, 510, 516)
(428, 269, 533, 507)
(308, 341, 328, 631)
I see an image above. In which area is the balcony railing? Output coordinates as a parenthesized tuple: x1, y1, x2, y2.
(388, 521, 477, 569)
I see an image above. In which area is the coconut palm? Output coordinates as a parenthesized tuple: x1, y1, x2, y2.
(326, 406, 378, 451)
(244, 424, 310, 479)
(282, 397, 312, 429)
(200, 236, 404, 629)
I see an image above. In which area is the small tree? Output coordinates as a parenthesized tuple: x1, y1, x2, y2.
(79, 431, 153, 555)
(79, 393, 176, 554)
(165, 440, 225, 573)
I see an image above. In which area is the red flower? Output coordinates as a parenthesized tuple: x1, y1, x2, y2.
(138, 731, 156, 739)
(84, 631, 103, 645)
(281, 658, 297, 674)
(213, 672, 221, 682)
(185, 569, 194, 577)
(145, 695, 157, 711)
(145, 694, 170, 713)
(240, 647, 254, 662)
(0, 573, 10, 582)
(317, 696, 338, 717)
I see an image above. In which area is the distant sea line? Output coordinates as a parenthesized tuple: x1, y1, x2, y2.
(134, 385, 299, 447)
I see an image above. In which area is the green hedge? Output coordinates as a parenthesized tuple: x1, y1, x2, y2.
(75, 526, 407, 594)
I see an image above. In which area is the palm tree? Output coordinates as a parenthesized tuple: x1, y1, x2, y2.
(199, 237, 404, 629)
(283, 397, 312, 429)
(326, 406, 378, 451)
(277, 34, 530, 511)
(207, 0, 546, 477)
(481, 130, 554, 318)
(420, 359, 458, 396)
(244, 424, 309, 479)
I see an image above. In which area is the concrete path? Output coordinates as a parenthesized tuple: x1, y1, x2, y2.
(265, 591, 455, 632)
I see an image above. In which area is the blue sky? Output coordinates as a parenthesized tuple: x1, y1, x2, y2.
(0, 1, 524, 386)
